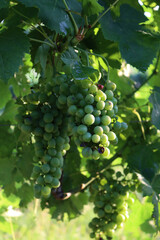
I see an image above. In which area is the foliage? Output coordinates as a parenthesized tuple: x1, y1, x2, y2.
(0, 0, 160, 239)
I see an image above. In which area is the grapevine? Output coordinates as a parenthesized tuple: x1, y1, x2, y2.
(0, 1, 160, 239)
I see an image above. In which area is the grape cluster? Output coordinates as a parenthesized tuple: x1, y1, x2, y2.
(15, 73, 128, 199)
(15, 76, 71, 199)
(67, 79, 127, 159)
(88, 168, 138, 239)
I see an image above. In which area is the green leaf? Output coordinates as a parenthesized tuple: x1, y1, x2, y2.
(79, 0, 104, 16)
(17, 0, 82, 34)
(61, 47, 80, 66)
(137, 174, 159, 227)
(16, 143, 34, 179)
(0, 100, 18, 123)
(84, 29, 122, 69)
(42, 192, 89, 220)
(127, 143, 160, 182)
(100, 4, 160, 71)
(149, 87, 160, 129)
(0, 0, 9, 9)
(17, 183, 34, 207)
(0, 28, 30, 82)
(71, 61, 98, 80)
(35, 43, 50, 73)
(0, 80, 11, 108)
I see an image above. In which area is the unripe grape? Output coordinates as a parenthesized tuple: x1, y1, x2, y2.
(107, 131, 116, 141)
(106, 81, 116, 91)
(92, 150, 100, 160)
(77, 125, 88, 135)
(92, 134, 100, 143)
(105, 100, 113, 110)
(41, 186, 51, 196)
(41, 164, 50, 173)
(101, 115, 111, 125)
(83, 132, 92, 142)
(105, 90, 114, 100)
(84, 105, 94, 114)
(96, 101, 105, 110)
(85, 94, 94, 104)
(121, 122, 128, 131)
(89, 84, 98, 94)
(82, 147, 92, 158)
(68, 105, 77, 115)
(94, 126, 103, 136)
(84, 114, 95, 125)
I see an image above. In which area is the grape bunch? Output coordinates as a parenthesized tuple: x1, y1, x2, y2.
(15, 72, 128, 200)
(88, 167, 138, 239)
(66, 79, 127, 160)
(15, 77, 71, 199)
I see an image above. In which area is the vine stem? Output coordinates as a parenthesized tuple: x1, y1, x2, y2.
(76, 47, 110, 80)
(29, 38, 54, 48)
(91, 0, 120, 29)
(62, 0, 79, 35)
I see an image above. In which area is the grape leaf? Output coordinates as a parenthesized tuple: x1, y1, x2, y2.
(0, 121, 18, 157)
(79, 0, 104, 16)
(17, 0, 82, 34)
(42, 192, 89, 220)
(16, 143, 34, 179)
(35, 43, 50, 73)
(61, 47, 80, 66)
(71, 61, 99, 80)
(17, 183, 34, 207)
(0, 28, 30, 82)
(149, 87, 160, 130)
(127, 143, 160, 182)
(100, 4, 160, 71)
(0, 0, 9, 9)
(137, 173, 159, 227)
(0, 80, 11, 108)
(0, 100, 18, 123)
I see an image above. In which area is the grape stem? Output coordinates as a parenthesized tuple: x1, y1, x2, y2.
(62, 0, 79, 35)
(90, 0, 120, 29)
(29, 38, 55, 48)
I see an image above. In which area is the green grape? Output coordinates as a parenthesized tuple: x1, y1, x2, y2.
(20, 124, 32, 133)
(94, 126, 103, 135)
(83, 132, 92, 142)
(100, 134, 108, 144)
(84, 105, 94, 114)
(92, 150, 100, 160)
(68, 105, 77, 115)
(114, 121, 121, 131)
(107, 109, 115, 117)
(43, 113, 53, 123)
(104, 204, 112, 213)
(45, 123, 54, 133)
(77, 125, 88, 135)
(89, 84, 98, 94)
(101, 115, 111, 125)
(105, 100, 113, 110)
(43, 154, 51, 163)
(121, 122, 128, 131)
(48, 139, 56, 148)
(50, 158, 60, 167)
(44, 174, 53, 183)
(85, 94, 94, 104)
(84, 114, 95, 125)
(93, 109, 101, 117)
(41, 164, 50, 173)
(96, 101, 105, 110)
(92, 134, 100, 143)
(106, 81, 116, 91)
(105, 90, 114, 100)
(48, 148, 57, 157)
(53, 168, 62, 179)
(82, 147, 92, 158)
(94, 116, 101, 125)
(43, 132, 52, 141)
(51, 178, 60, 188)
(41, 186, 51, 196)
(101, 125, 110, 134)
(76, 109, 85, 118)
(107, 131, 116, 141)
(33, 127, 43, 136)
(116, 214, 125, 223)
(34, 184, 42, 193)
(37, 176, 45, 185)
(58, 95, 67, 105)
